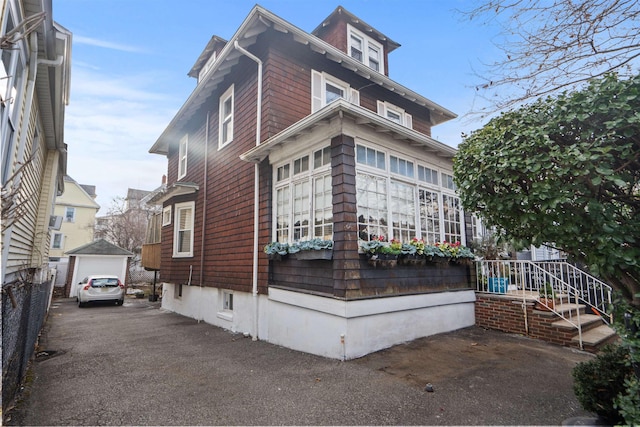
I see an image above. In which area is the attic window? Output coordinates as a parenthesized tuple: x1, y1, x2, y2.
(347, 24, 383, 73)
(198, 51, 217, 82)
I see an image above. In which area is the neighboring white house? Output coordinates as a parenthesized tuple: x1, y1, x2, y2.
(1, 0, 72, 288)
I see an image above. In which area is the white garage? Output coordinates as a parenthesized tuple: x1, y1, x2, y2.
(66, 239, 133, 297)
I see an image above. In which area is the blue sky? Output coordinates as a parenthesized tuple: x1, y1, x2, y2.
(54, 0, 501, 213)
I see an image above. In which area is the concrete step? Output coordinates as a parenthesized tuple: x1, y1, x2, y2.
(552, 314, 603, 331)
(573, 324, 618, 348)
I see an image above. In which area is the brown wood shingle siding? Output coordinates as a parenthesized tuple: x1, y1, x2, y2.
(159, 25, 444, 295)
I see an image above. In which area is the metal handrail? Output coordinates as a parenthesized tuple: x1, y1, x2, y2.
(475, 260, 614, 349)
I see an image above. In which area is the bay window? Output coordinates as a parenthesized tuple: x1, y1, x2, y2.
(356, 143, 465, 245)
(274, 147, 332, 243)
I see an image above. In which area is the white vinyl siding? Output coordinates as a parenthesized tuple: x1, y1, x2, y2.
(173, 202, 195, 257)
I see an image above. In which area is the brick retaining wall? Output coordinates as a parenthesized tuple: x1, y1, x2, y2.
(475, 293, 579, 349)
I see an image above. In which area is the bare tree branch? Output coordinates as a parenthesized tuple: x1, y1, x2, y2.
(462, 0, 640, 115)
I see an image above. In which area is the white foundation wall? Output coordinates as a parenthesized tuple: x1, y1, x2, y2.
(161, 283, 476, 360)
(161, 283, 260, 335)
(266, 288, 476, 360)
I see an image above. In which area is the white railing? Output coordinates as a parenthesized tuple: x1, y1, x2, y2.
(475, 260, 614, 348)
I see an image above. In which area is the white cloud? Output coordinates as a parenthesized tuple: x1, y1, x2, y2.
(73, 35, 145, 53)
(64, 67, 176, 214)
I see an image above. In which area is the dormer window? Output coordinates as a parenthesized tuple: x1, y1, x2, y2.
(348, 24, 384, 72)
(198, 51, 217, 82)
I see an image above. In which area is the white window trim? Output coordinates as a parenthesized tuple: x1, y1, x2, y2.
(376, 101, 413, 129)
(311, 70, 360, 113)
(65, 207, 76, 223)
(51, 232, 64, 249)
(347, 24, 384, 73)
(198, 51, 217, 82)
(178, 135, 188, 179)
(173, 201, 195, 258)
(162, 206, 172, 226)
(218, 84, 234, 149)
(272, 146, 333, 243)
(355, 142, 466, 245)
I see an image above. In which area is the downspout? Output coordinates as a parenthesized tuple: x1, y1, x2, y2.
(200, 111, 210, 286)
(233, 40, 262, 341)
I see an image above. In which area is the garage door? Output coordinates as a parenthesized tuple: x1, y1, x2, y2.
(70, 256, 127, 297)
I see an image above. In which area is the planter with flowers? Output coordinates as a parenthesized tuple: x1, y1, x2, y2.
(360, 236, 402, 268)
(399, 238, 427, 266)
(289, 238, 333, 260)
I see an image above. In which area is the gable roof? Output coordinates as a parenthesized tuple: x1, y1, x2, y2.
(61, 175, 101, 209)
(150, 4, 456, 156)
(66, 238, 133, 256)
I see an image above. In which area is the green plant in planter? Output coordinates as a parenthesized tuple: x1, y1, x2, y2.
(264, 241, 289, 256)
(540, 282, 555, 299)
(288, 238, 333, 253)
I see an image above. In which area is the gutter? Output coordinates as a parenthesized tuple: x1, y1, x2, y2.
(233, 41, 263, 341)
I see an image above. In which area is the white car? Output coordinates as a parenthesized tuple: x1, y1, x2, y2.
(77, 275, 125, 307)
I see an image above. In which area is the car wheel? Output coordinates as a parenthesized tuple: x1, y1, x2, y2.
(116, 299, 124, 306)
(78, 300, 85, 308)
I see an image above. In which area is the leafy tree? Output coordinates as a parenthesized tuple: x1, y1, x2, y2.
(454, 73, 640, 307)
(462, 0, 640, 114)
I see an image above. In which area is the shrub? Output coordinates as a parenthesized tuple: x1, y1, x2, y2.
(572, 344, 631, 423)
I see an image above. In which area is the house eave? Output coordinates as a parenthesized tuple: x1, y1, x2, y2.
(240, 99, 457, 164)
(149, 5, 457, 156)
(146, 182, 199, 205)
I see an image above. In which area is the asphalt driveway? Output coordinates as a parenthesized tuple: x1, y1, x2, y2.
(6, 297, 596, 425)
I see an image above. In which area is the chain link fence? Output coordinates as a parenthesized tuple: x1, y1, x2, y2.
(2, 278, 53, 413)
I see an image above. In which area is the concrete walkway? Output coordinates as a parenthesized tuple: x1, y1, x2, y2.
(6, 297, 597, 425)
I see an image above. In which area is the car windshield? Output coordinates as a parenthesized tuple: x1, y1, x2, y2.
(91, 278, 119, 287)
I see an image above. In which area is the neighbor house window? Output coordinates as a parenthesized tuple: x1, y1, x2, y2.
(356, 142, 465, 245)
(376, 101, 413, 129)
(1, 6, 27, 185)
(178, 135, 188, 179)
(51, 233, 63, 249)
(218, 84, 234, 148)
(273, 146, 333, 243)
(65, 207, 76, 222)
(173, 201, 195, 257)
(162, 206, 172, 226)
(311, 70, 359, 113)
(348, 24, 384, 72)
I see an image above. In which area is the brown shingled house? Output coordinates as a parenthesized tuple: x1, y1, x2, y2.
(146, 5, 475, 359)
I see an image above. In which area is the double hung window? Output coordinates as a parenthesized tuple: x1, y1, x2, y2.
(219, 85, 234, 148)
(173, 202, 195, 257)
(178, 135, 188, 179)
(65, 207, 76, 223)
(348, 24, 384, 72)
(274, 146, 332, 243)
(377, 101, 413, 129)
(311, 70, 359, 113)
(356, 143, 464, 245)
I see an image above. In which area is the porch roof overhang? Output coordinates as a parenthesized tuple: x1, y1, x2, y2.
(146, 182, 199, 205)
(240, 99, 457, 164)
(149, 4, 457, 156)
